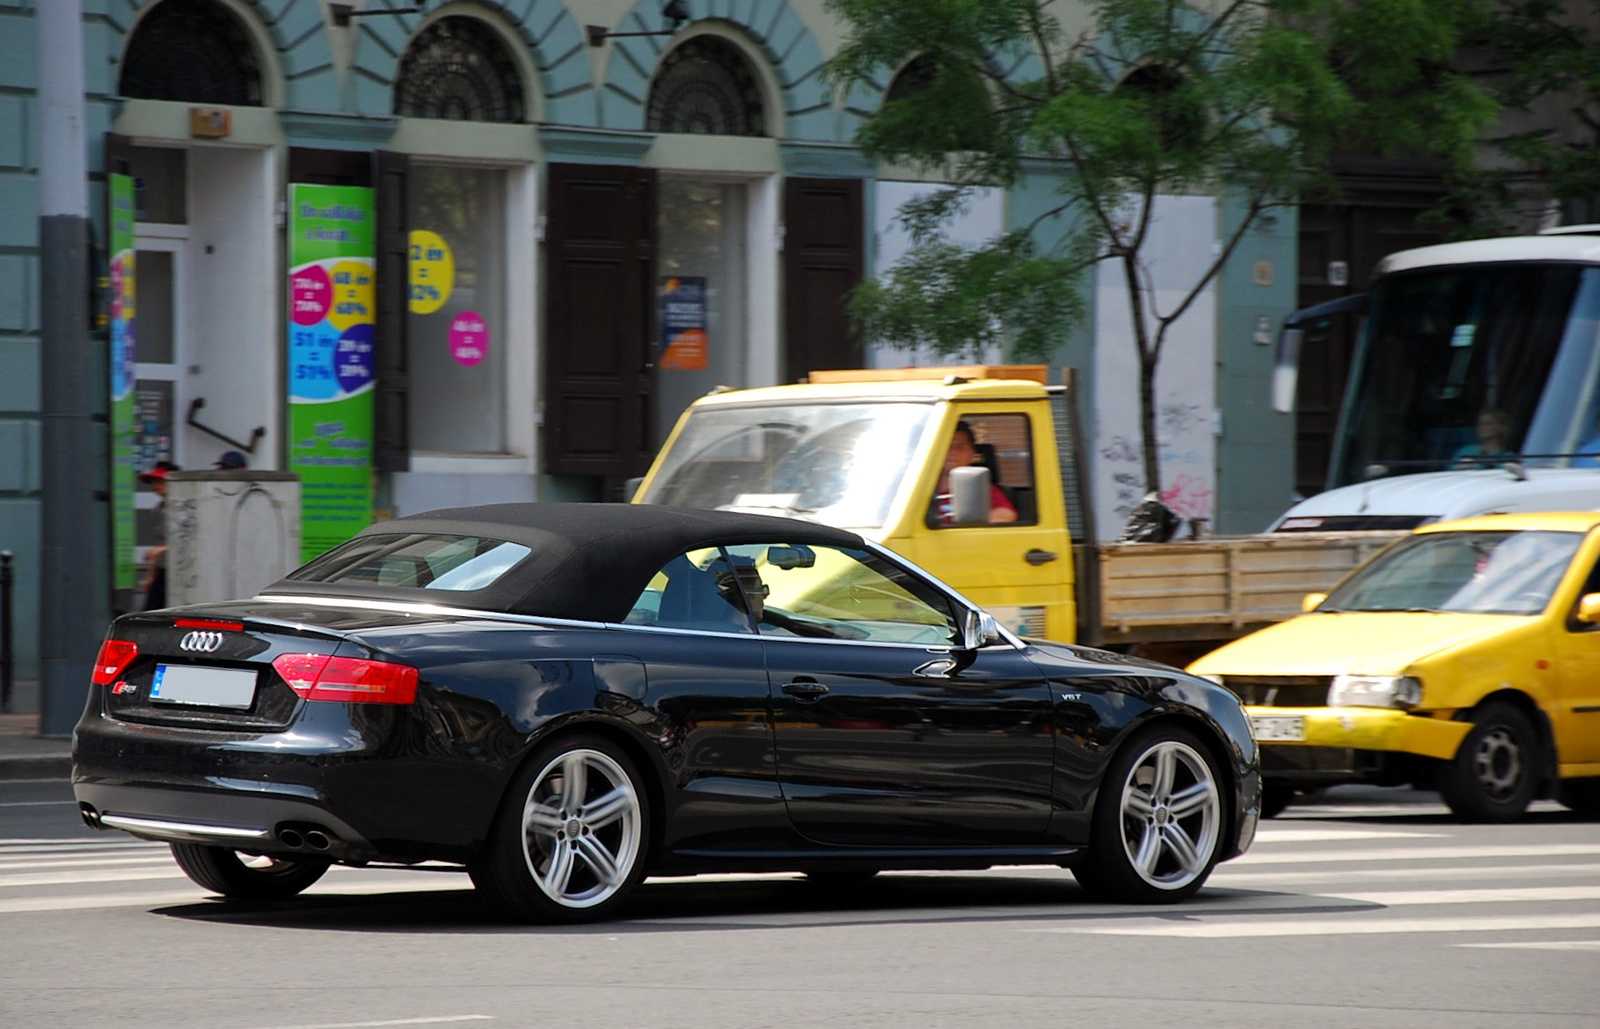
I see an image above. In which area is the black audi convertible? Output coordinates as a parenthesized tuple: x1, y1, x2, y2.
(72, 503, 1259, 922)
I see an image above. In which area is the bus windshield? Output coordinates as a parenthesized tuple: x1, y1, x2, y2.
(1329, 263, 1600, 488)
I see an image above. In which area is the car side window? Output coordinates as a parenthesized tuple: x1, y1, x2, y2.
(927, 413, 1038, 528)
(625, 547, 756, 634)
(721, 542, 959, 645)
(1565, 555, 1600, 633)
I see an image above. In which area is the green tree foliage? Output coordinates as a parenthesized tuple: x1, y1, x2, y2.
(827, 0, 1494, 493)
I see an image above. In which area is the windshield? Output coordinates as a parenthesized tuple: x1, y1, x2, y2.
(1322, 530, 1582, 615)
(638, 401, 934, 529)
(1330, 263, 1600, 488)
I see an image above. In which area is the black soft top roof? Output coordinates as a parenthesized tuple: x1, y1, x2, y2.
(261, 502, 864, 622)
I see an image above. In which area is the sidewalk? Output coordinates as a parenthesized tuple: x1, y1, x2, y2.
(0, 679, 73, 780)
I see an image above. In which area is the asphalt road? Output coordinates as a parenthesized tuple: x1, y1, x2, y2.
(1, 780, 1596, 1029)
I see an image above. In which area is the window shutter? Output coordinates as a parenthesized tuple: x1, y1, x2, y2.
(542, 162, 656, 483)
(782, 177, 864, 382)
(372, 150, 410, 472)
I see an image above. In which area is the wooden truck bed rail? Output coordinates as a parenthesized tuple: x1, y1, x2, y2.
(1083, 530, 1406, 645)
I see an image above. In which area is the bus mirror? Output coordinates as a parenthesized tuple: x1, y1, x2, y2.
(1272, 327, 1303, 414)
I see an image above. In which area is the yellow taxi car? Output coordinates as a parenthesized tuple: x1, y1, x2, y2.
(1189, 512, 1600, 822)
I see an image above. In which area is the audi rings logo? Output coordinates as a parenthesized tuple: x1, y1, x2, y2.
(179, 630, 225, 654)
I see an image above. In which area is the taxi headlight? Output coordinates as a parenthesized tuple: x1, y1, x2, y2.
(1328, 674, 1422, 709)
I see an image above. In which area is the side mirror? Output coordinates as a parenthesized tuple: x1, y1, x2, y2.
(1577, 593, 1600, 624)
(961, 608, 1001, 650)
(948, 465, 991, 525)
(1302, 592, 1328, 613)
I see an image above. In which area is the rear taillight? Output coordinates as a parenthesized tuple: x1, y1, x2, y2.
(271, 653, 419, 705)
(174, 618, 244, 631)
(92, 639, 139, 686)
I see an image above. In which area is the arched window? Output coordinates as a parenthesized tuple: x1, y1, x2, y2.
(646, 37, 766, 137)
(119, 0, 262, 106)
(1117, 64, 1204, 151)
(883, 55, 991, 150)
(394, 17, 526, 123)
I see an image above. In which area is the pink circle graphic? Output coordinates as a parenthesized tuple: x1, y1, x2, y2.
(290, 264, 332, 326)
(449, 310, 489, 367)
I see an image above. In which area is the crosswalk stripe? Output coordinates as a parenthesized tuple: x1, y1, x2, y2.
(1046, 913, 1600, 938)
(1232, 843, 1600, 865)
(1213, 862, 1600, 886)
(1319, 886, 1600, 905)
(0, 875, 472, 914)
(1250, 828, 1447, 843)
(1457, 940, 1600, 951)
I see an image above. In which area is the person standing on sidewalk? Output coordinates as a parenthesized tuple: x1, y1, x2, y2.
(138, 461, 178, 610)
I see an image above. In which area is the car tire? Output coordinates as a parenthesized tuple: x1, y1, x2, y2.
(1071, 724, 1226, 904)
(469, 733, 650, 923)
(1557, 778, 1600, 818)
(1438, 701, 1541, 822)
(169, 843, 330, 900)
(1261, 781, 1296, 819)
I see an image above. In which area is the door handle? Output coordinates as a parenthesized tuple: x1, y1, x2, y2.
(1025, 548, 1058, 566)
(781, 680, 829, 700)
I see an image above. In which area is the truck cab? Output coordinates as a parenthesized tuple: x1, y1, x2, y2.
(632, 367, 1082, 642)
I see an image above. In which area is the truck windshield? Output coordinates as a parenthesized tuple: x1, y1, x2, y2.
(1321, 530, 1582, 615)
(1330, 263, 1600, 488)
(638, 401, 934, 529)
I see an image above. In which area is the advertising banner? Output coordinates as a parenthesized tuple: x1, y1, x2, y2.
(109, 173, 137, 590)
(660, 276, 708, 370)
(287, 184, 375, 563)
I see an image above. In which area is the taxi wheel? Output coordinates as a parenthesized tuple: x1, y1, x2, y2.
(1438, 701, 1540, 822)
(1557, 778, 1600, 818)
(170, 843, 330, 900)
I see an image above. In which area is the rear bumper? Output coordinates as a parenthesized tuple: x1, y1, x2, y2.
(76, 782, 378, 862)
(71, 701, 501, 864)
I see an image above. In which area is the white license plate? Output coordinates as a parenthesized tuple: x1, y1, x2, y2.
(150, 664, 257, 709)
(1250, 714, 1305, 742)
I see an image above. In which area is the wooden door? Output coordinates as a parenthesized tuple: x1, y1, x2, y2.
(543, 163, 657, 484)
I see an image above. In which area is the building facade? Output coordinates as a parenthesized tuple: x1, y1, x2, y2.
(0, 0, 1299, 677)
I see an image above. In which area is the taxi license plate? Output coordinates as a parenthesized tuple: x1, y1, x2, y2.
(150, 664, 257, 709)
(1250, 714, 1305, 742)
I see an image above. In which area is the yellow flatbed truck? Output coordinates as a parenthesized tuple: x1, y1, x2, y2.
(632, 366, 1402, 662)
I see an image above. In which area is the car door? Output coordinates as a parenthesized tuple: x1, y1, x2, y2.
(721, 541, 1055, 847)
(1553, 539, 1600, 766)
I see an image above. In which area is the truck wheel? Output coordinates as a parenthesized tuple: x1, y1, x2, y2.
(1072, 724, 1224, 903)
(1438, 701, 1540, 822)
